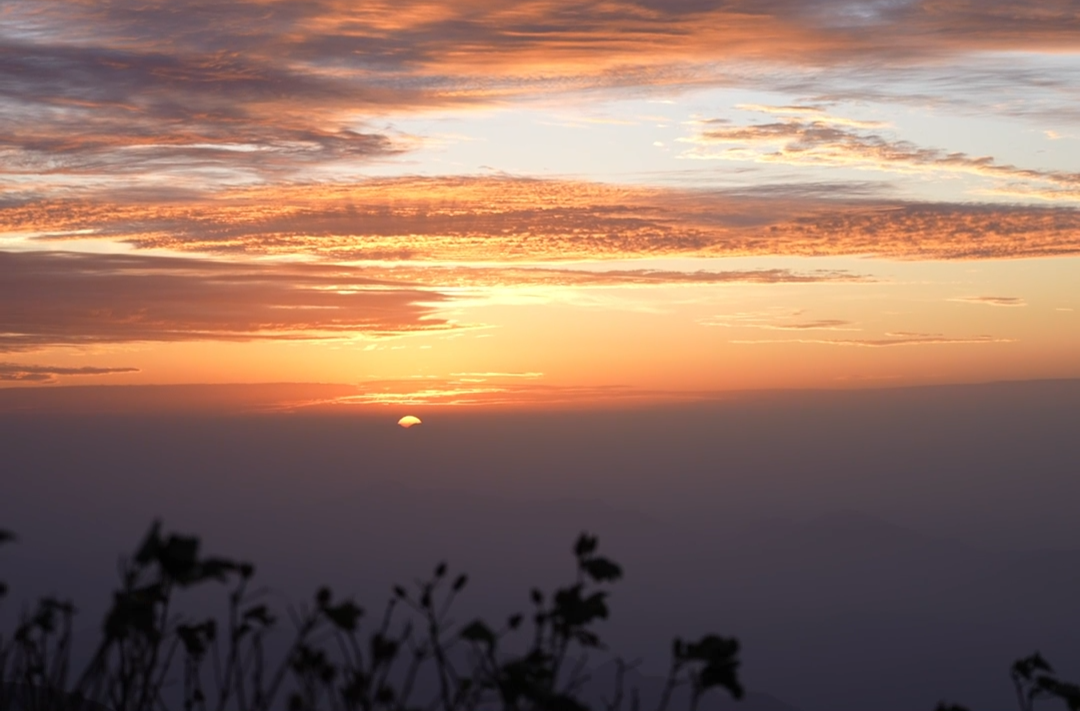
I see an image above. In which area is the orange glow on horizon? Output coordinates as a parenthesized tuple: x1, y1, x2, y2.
(3, 0, 1080, 410)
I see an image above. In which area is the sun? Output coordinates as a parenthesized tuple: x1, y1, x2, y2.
(397, 415, 422, 428)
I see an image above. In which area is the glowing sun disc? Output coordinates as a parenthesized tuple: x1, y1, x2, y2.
(398, 415, 422, 428)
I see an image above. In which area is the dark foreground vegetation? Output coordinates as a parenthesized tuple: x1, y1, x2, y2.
(0, 524, 740, 711)
(0, 523, 1077, 711)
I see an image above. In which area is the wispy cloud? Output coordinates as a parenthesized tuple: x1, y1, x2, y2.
(0, 363, 139, 383)
(290, 378, 722, 409)
(731, 104, 888, 129)
(701, 311, 860, 331)
(732, 332, 1014, 347)
(682, 111, 1080, 200)
(949, 296, 1027, 307)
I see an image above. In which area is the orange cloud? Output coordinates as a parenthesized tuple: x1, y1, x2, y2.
(8, 177, 1080, 261)
(349, 265, 871, 288)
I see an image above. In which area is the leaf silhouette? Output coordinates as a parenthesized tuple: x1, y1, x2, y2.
(574, 533, 599, 558)
(460, 619, 497, 648)
(581, 556, 622, 583)
(323, 600, 364, 632)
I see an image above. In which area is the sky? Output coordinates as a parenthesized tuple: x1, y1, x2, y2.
(2, 0, 1080, 409)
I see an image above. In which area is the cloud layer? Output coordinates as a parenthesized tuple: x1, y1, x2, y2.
(0, 250, 453, 352)
(3, 0, 1078, 193)
(8, 177, 1080, 261)
(0, 249, 863, 353)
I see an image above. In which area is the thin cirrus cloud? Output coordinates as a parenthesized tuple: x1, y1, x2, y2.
(0, 363, 139, 383)
(732, 104, 888, 129)
(8, 177, 1080, 261)
(731, 332, 1015, 347)
(702, 313, 860, 331)
(949, 296, 1027, 307)
(0, 379, 729, 414)
(682, 107, 1080, 201)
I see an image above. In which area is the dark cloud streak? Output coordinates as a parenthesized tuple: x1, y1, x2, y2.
(0, 363, 139, 383)
(0, 250, 454, 353)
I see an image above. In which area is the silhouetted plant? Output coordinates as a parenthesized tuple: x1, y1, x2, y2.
(0, 523, 743, 711)
(935, 653, 1080, 711)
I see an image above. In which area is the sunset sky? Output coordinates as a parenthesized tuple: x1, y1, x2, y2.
(5, 8, 1080, 708)
(3, 0, 1079, 409)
